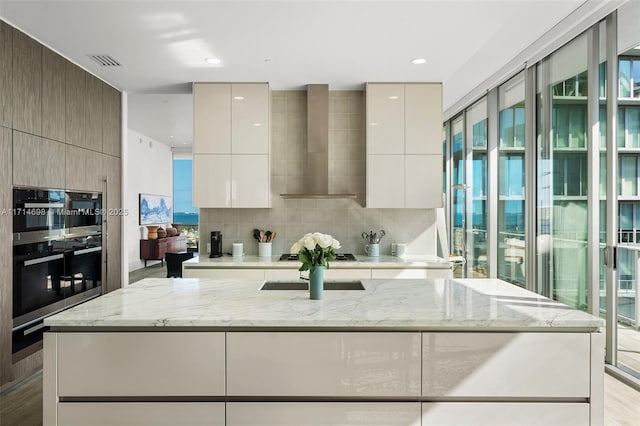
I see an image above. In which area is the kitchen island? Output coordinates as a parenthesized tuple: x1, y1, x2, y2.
(182, 254, 454, 280)
(43, 278, 604, 426)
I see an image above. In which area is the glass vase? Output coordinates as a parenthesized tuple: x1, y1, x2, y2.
(309, 266, 325, 300)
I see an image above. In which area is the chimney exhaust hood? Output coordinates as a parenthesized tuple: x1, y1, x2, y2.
(280, 84, 357, 199)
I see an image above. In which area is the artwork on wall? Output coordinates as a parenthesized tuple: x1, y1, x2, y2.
(139, 193, 172, 225)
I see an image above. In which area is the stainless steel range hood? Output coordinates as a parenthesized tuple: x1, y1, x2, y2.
(280, 84, 357, 199)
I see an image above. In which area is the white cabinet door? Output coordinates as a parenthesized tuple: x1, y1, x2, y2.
(57, 332, 225, 397)
(232, 154, 270, 207)
(232, 83, 269, 154)
(367, 154, 404, 208)
(405, 84, 442, 155)
(422, 333, 590, 398)
(405, 155, 442, 208)
(193, 154, 231, 207)
(264, 269, 300, 280)
(421, 403, 589, 426)
(227, 332, 421, 397)
(366, 84, 404, 155)
(227, 402, 421, 426)
(193, 83, 231, 154)
(58, 403, 225, 426)
(183, 268, 264, 279)
(324, 268, 371, 280)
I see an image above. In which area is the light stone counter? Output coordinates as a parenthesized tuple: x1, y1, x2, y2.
(45, 278, 603, 331)
(183, 254, 453, 269)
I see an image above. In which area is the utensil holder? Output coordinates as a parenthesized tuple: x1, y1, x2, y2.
(258, 242, 272, 257)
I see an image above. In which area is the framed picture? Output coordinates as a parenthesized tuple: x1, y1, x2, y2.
(139, 193, 172, 225)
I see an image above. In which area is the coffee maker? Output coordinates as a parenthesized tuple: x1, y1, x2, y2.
(209, 231, 223, 258)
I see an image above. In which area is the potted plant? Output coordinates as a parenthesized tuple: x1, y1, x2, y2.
(290, 232, 341, 300)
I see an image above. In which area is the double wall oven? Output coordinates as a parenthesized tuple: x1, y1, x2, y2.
(12, 188, 103, 356)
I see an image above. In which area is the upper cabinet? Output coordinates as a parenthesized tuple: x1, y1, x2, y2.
(65, 62, 87, 148)
(102, 82, 122, 157)
(193, 83, 270, 208)
(366, 83, 442, 208)
(12, 29, 42, 135)
(85, 75, 103, 152)
(42, 49, 66, 142)
(194, 83, 269, 154)
(0, 21, 13, 128)
(231, 84, 269, 154)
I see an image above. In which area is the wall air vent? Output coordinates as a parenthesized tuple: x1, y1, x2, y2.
(88, 54, 121, 67)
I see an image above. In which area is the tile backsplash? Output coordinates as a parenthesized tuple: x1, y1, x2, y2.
(199, 90, 436, 256)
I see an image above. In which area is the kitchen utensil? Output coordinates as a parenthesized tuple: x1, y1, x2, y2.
(361, 232, 370, 242)
(265, 230, 272, 242)
(269, 231, 276, 242)
(253, 229, 261, 242)
(376, 230, 386, 243)
(259, 230, 266, 242)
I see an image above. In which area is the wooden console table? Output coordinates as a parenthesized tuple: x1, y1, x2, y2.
(140, 235, 187, 267)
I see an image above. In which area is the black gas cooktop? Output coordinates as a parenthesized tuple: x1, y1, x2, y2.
(279, 253, 357, 261)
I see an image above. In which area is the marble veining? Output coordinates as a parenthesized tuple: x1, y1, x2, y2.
(183, 254, 452, 269)
(45, 278, 604, 331)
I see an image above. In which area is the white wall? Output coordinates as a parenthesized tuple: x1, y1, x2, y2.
(126, 129, 173, 272)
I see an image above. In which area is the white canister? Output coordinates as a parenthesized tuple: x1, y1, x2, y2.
(395, 243, 408, 257)
(258, 242, 272, 257)
(232, 243, 244, 257)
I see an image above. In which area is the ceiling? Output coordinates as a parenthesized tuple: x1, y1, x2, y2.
(0, 0, 589, 148)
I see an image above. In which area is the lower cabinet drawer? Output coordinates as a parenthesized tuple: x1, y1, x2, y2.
(324, 268, 371, 280)
(422, 333, 590, 397)
(182, 268, 264, 279)
(421, 402, 589, 426)
(226, 402, 421, 426)
(57, 332, 225, 396)
(227, 332, 421, 397)
(58, 402, 225, 426)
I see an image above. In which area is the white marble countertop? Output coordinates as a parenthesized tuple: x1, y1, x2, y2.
(183, 254, 452, 269)
(45, 278, 603, 332)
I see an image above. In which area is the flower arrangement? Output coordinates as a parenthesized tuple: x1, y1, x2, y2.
(290, 232, 341, 273)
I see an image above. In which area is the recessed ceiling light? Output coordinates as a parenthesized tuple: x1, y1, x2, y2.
(253, 122, 262, 127)
(170, 135, 174, 138)
(411, 58, 427, 64)
(205, 57, 221, 64)
(388, 95, 399, 100)
(233, 96, 245, 100)
(370, 122, 379, 126)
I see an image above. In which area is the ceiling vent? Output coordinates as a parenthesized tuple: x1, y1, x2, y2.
(88, 54, 121, 67)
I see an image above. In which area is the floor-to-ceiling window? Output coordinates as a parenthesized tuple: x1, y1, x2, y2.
(451, 116, 465, 276)
(541, 34, 590, 310)
(615, 3, 640, 377)
(442, 3, 640, 385)
(173, 158, 199, 251)
(465, 99, 488, 277)
(498, 73, 526, 286)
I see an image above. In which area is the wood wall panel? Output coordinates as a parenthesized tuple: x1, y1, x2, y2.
(102, 83, 121, 157)
(104, 154, 122, 292)
(65, 144, 87, 191)
(65, 62, 86, 147)
(0, 127, 12, 385)
(85, 75, 103, 152)
(11, 29, 41, 135)
(41, 49, 66, 142)
(13, 131, 65, 189)
(0, 21, 13, 128)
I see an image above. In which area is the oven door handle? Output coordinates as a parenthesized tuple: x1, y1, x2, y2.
(23, 253, 64, 266)
(23, 202, 64, 208)
(74, 246, 102, 256)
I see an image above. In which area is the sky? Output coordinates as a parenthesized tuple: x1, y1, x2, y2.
(173, 159, 197, 214)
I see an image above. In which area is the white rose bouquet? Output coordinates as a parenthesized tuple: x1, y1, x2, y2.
(290, 232, 341, 273)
